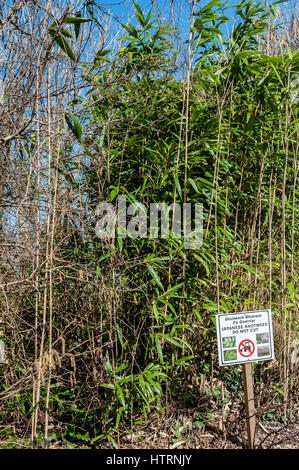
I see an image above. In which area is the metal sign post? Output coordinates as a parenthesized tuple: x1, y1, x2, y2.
(216, 309, 274, 449)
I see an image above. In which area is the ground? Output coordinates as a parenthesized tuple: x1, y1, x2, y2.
(98, 411, 299, 450)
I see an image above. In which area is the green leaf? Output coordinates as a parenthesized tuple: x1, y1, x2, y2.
(154, 334, 164, 362)
(188, 177, 200, 193)
(65, 113, 82, 140)
(116, 383, 126, 407)
(233, 262, 257, 275)
(158, 334, 192, 352)
(110, 187, 119, 201)
(116, 406, 125, 427)
(148, 265, 164, 290)
(174, 355, 194, 365)
(107, 435, 118, 449)
(99, 383, 114, 390)
(49, 26, 73, 38)
(63, 17, 92, 24)
(91, 434, 104, 444)
(174, 176, 182, 198)
(49, 28, 76, 61)
(152, 302, 160, 322)
(158, 283, 184, 299)
(64, 16, 92, 40)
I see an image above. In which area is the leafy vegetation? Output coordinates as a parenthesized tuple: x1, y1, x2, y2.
(0, 0, 298, 449)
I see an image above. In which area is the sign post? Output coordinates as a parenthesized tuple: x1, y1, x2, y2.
(0, 339, 5, 364)
(216, 309, 274, 449)
(242, 363, 255, 449)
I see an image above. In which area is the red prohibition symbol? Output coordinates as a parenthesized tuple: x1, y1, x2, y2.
(238, 339, 255, 357)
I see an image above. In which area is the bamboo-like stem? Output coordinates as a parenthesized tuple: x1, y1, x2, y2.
(181, 0, 195, 356)
(281, 68, 290, 419)
(44, 68, 61, 448)
(31, 57, 41, 448)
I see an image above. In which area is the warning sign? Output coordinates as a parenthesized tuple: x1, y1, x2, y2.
(238, 339, 255, 357)
(216, 309, 274, 366)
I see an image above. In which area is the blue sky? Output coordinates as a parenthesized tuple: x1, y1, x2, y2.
(87, 0, 294, 57)
(91, 0, 290, 35)
(96, 0, 241, 41)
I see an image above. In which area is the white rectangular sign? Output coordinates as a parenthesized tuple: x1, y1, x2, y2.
(216, 309, 274, 366)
